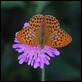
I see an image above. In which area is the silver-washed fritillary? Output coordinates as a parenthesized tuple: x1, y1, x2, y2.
(16, 14, 72, 48)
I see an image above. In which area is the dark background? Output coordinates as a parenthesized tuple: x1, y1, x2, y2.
(1, 1, 81, 81)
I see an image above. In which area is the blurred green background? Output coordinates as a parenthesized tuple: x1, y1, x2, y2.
(1, 1, 81, 81)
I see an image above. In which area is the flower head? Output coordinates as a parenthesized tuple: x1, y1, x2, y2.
(12, 22, 60, 69)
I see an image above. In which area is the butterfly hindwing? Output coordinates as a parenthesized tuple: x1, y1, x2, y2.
(46, 28, 72, 48)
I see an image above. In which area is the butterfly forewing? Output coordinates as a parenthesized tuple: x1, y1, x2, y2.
(44, 15, 60, 33)
(29, 14, 43, 32)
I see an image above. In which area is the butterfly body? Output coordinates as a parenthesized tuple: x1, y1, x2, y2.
(16, 14, 72, 48)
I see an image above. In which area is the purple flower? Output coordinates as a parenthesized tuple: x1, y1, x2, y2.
(12, 22, 60, 69)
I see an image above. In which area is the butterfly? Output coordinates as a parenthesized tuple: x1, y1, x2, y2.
(16, 14, 72, 48)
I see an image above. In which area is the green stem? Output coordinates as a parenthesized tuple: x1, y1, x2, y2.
(41, 66, 45, 81)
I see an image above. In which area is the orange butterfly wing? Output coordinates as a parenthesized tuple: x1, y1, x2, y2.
(44, 15, 72, 48)
(16, 14, 43, 46)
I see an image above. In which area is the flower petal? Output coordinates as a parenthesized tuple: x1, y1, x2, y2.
(23, 22, 29, 28)
(12, 36, 60, 68)
(19, 56, 26, 64)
